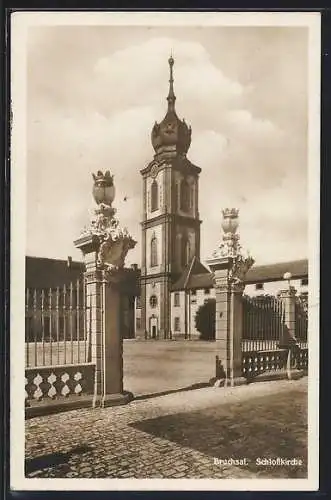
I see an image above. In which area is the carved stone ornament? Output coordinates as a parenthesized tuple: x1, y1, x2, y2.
(150, 161, 160, 178)
(80, 171, 136, 274)
(210, 208, 255, 288)
(228, 253, 255, 289)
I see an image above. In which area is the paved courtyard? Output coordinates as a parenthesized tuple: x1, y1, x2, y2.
(25, 377, 307, 479)
(123, 340, 219, 396)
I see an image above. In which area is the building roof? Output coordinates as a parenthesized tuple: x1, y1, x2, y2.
(245, 259, 308, 284)
(171, 258, 308, 291)
(171, 257, 211, 291)
(150, 56, 192, 156)
(26, 256, 84, 289)
(26, 256, 141, 294)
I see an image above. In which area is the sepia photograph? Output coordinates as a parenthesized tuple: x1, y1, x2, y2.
(10, 11, 320, 491)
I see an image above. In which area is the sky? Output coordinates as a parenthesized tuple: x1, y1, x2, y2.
(26, 24, 309, 266)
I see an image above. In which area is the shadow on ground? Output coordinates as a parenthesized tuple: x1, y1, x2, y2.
(25, 444, 92, 475)
(134, 382, 211, 401)
(130, 388, 308, 478)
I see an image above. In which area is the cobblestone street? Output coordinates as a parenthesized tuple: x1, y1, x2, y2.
(25, 378, 307, 479)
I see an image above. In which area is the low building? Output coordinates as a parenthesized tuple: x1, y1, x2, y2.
(135, 257, 308, 339)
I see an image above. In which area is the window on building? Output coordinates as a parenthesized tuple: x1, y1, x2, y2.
(150, 235, 158, 267)
(174, 292, 180, 307)
(204, 288, 210, 295)
(174, 317, 180, 332)
(255, 283, 264, 290)
(191, 290, 196, 296)
(150, 295, 158, 308)
(136, 296, 141, 309)
(301, 278, 308, 286)
(180, 179, 190, 212)
(151, 180, 158, 212)
(181, 237, 190, 268)
(136, 317, 141, 330)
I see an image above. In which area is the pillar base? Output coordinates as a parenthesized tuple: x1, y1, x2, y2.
(227, 376, 248, 387)
(210, 376, 248, 388)
(287, 368, 305, 381)
(95, 391, 134, 408)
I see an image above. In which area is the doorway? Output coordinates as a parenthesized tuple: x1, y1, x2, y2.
(150, 316, 158, 339)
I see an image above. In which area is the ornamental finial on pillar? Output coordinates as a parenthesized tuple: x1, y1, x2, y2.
(214, 208, 241, 259)
(75, 171, 136, 274)
(208, 208, 254, 286)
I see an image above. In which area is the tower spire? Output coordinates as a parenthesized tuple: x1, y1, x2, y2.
(167, 54, 176, 112)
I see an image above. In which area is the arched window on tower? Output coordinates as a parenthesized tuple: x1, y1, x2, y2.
(180, 179, 190, 213)
(151, 180, 159, 212)
(181, 236, 191, 268)
(150, 234, 158, 267)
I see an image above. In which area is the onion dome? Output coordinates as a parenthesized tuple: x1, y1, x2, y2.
(151, 56, 192, 155)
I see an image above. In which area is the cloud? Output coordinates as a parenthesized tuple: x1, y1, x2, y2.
(26, 29, 308, 266)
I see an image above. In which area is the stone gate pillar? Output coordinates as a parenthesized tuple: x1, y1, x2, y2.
(74, 170, 136, 408)
(278, 285, 297, 346)
(207, 209, 254, 387)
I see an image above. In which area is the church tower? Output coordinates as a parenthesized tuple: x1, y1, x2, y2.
(139, 56, 202, 339)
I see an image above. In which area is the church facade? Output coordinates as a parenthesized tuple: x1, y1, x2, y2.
(136, 56, 309, 341)
(138, 56, 202, 339)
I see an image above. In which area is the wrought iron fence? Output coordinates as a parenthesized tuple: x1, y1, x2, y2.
(242, 295, 285, 352)
(25, 278, 91, 367)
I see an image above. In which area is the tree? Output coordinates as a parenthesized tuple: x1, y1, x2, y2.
(195, 298, 216, 340)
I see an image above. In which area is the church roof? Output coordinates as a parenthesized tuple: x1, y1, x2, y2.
(151, 56, 192, 156)
(171, 256, 211, 291)
(171, 258, 308, 291)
